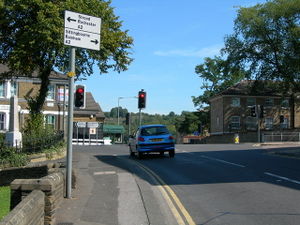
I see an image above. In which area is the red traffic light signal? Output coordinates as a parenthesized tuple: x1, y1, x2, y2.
(75, 85, 85, 108)
(138, 90, 146, 109)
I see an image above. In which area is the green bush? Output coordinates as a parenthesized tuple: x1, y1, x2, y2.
(22, 129, 64, 154)
(0, 146, 28, 168)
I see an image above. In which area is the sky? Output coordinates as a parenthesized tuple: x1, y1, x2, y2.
(79, 0, 267, 115)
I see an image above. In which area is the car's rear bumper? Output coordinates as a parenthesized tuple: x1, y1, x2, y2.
(137, 143, 175, 152)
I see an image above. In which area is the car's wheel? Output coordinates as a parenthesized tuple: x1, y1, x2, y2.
(169, 150, 175, 158)
(137, 151, 143, 159)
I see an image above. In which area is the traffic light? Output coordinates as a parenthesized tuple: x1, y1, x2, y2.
(250, 106, 256, 117)
(260, 105, 266, 118)
(138, 90, 146, 109)
(125, 113, 130, 125)
(75, 85, 85, 108)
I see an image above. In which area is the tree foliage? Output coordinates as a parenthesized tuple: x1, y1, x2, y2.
(0, 0, 133, 114)
(105, 108, 209, 137)
(223, 0, 300, 92)
(193, 56, 245, 109)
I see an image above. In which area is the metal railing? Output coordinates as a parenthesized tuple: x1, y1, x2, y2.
(262, 132, 300, 142)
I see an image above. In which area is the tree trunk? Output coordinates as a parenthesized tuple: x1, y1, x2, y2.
(27, 66, 51, 114)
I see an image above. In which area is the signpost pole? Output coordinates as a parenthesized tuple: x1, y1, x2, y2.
(66, 47, 75, 199)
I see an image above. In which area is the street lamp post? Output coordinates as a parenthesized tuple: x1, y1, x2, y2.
(117, 97, 124, 125)
(117, 96, 138, 125)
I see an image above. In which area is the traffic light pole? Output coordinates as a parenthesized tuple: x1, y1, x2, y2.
(66, 47, 75, 199)
(257, 104, 261, 143)
(139, 109, 142, 127)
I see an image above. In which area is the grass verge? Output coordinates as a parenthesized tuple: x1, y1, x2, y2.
(0, 186, 10, 220)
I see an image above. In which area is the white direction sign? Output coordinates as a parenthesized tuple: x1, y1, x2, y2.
(64, 10, 101, 51)
(87, 122, 99, 128)
(76, 122, 86, 128)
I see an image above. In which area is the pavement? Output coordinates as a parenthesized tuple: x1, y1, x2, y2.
(54, 146, 177, 225)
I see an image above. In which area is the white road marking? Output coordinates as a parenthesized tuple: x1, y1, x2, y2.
(93, 171, 116, 175)
(201, 155, 246, 168)
(264, 172, 300, 185)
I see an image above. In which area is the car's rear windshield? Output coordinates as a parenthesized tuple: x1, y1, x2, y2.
(141, 126, 169, 136)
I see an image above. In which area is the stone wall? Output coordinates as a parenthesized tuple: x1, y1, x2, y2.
(10, 172, 64, 225)
(206, 132, 258, 143)
(0, 165, 49, 186)
(0, 190, 45, 225)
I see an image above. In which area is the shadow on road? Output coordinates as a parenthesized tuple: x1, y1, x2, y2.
(81, 145, 300, 191)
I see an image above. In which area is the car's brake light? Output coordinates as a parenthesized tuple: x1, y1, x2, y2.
(169, 136, 174, 140)
(138, 136, 145, 142)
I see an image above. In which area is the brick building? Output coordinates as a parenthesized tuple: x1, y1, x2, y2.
(0, 64, 69, 131)
(208, 80, 300, 143)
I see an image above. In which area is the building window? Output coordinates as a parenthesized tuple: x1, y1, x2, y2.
(246, 98, 256, 107)
(265, 117, 273, 130)
(265, 98, 274, 107)
(280, 117, 289, 129)
(281, 99, 289, 108)
(47, 85, 55, 100)
(0, 82, 6, 98)
(10, 81, 18, 97)
(245, 116, 257, 130)
(45, 115, 55, 129)
(0, 113, 5, 130)
(230, 116, 240, 130)
(231, 97, 240, 107)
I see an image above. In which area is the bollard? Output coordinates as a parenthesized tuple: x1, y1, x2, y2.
(234, 133, 239, 144)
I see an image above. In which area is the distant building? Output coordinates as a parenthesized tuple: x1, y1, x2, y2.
(0, 64, 68, 131)
(72, 92, 105, 145)
(208, 80, 300, 143)
(0, 65, 106, 145)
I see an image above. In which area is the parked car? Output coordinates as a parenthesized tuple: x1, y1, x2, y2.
(128, 124, 175, 158)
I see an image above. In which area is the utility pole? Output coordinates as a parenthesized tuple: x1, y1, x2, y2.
(66, 47, 75, 199)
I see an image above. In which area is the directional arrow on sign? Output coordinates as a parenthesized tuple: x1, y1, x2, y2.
(67, 17, 76, 23)
(91, 39, 98, 44)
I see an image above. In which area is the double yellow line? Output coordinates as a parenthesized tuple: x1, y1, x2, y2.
(134, 161, 196, 225)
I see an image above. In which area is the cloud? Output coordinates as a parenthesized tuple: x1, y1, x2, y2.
(154, 44, 223, 58)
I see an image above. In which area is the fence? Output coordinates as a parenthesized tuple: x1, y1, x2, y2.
(262, 132, 300, 142)
(72, 122, 104, 145)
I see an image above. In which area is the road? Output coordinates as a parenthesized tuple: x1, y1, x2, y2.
(65, 144, 300, 225)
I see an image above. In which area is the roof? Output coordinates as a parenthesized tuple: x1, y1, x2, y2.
(210, 80, 287, 101)
(140, 124, 166, 128)
(103, 125, 125, 134)
(74, 92, 105, 119)
(0, 64, 67, 81)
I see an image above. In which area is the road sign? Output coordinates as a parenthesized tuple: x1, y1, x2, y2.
(76, 122, 86, 128)
(87, 122, 99, 128)
(64, 10, 101, 51)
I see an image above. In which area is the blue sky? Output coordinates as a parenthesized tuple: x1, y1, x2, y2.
(79, 0, 266, 115)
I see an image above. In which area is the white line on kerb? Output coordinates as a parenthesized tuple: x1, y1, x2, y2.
(264, 172, 300, 185)
(201, 155, 246, 168)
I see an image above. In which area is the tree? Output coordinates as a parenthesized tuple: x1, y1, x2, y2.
(0, 0, 133, 117)
(175, 111, 199, 135)
(223, 0, 300, 127)
(192, 56, 245, 109)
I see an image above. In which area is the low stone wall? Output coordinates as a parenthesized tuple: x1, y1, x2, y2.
(0, 190, 45, 225)
(206, 132, 258, 143)
(0, 165, 49, 186)
(10, 172, 64, 225)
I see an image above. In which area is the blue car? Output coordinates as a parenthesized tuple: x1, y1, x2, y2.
(128, 124, 175, 158)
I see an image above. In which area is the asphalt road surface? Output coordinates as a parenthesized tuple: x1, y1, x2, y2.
(69, 143, 300, 225)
